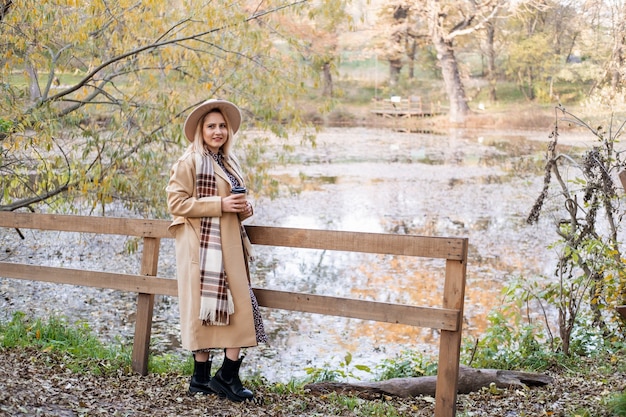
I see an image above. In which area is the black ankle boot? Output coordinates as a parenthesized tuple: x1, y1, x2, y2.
(189, 357, 216, 395)
(208, 356, 254, 402)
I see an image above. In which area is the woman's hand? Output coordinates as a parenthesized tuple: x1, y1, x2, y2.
(222, 194, 250, 214)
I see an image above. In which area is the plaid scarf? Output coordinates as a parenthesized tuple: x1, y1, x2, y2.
(196, 152, 234, 326)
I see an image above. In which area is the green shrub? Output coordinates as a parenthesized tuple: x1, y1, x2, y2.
(462, 307, 554, 371)
(303, 352, 371, 383)
(0, 118, 12, 133)
(610, 391, 626, 416)
(376, 349, 437, 380)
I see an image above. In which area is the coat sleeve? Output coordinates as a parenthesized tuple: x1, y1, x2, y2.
(166, 152, 222, 218)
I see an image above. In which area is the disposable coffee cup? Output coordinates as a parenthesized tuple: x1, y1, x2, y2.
(231, 186, 247, 194)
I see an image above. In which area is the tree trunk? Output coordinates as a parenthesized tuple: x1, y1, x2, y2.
(406, 38, 417, 79)
(432, 36, 470, 123)
(389, 58, 402, 86)
(304, 366, 554, 399)
(322, 62, 333, 97)
(610, 19, 625, 92)
(527, 69, 535, 100)
(486, 21, 497, 102)
(518, 69, 535, 101)
(428, 3, 470, 124)
(25, 59, 41, 102)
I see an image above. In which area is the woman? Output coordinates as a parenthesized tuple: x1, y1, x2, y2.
(166, 99, 267, 402)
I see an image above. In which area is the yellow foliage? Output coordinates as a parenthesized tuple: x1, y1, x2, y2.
(1, 0, 322, 213)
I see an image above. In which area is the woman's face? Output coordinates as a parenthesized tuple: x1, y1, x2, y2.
(201, 111, 228, 153)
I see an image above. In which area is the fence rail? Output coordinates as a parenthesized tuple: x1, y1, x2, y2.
(371, 96, 447, 118)
(0, 211, 468, 417)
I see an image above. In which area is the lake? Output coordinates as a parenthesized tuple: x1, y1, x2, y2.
(238, 125, 583, 381)
(0, 125, 593, 382)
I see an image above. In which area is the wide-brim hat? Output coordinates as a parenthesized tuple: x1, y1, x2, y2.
(183, 99, 242, 142)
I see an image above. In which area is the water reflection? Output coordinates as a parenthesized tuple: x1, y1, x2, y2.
(242, 126, 579, 382)
(0, 126, 584, 384)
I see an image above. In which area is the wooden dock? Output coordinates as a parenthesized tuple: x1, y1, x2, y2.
(371, 96, 446, 118)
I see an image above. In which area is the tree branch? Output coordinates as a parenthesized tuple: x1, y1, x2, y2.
(0, 0, 11, 22)
(41, 0, 308, 105)
(445, 2, 503, 41)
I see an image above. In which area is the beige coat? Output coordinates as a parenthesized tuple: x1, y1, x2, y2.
(166, 146, 257, 351)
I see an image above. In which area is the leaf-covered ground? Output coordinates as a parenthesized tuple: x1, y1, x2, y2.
(0, 347, 624, 417)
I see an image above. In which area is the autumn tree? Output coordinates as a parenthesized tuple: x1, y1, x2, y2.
(502, 0, 583, 102)
(585, 0, 626, 101)
(374, 1, 424, 86)
(277, 0, 352, 98)
(374, 0, 506, 123)
(465, 2, 509, 104)
(425, 0, 509, 123)
(606, 2, 626, 92)
(0, 0, 324, 217)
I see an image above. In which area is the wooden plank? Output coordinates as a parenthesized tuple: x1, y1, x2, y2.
(0, 211, 171, 238)
(434, 257, 468, 417)
(253, 288, 460, 330)
(0, 212, 467, 260)
(132, 237, 160, 376)
(246, 226, 467, 260)
(0, 262, 460, 329)
(0, 262, 178, 296)
(133, 294, 154, 375)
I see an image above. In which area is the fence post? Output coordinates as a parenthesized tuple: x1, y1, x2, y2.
(132, 236, 160, 375)
(434, 255, 468, 417)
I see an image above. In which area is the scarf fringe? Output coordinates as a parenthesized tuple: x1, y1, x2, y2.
(200, 289, 235, 326)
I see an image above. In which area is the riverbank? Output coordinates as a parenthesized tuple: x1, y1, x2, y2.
(327, 99, 625, 136)
(1, 345, 623, 416)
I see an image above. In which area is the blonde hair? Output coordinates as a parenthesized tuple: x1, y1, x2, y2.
(191, 108, 235, 158)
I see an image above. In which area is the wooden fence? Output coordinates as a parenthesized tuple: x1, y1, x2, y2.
(371, 96, 446, 118)
(0, 211, 468, 417)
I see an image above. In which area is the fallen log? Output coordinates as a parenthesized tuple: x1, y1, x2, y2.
(304, 365, 554, 399)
